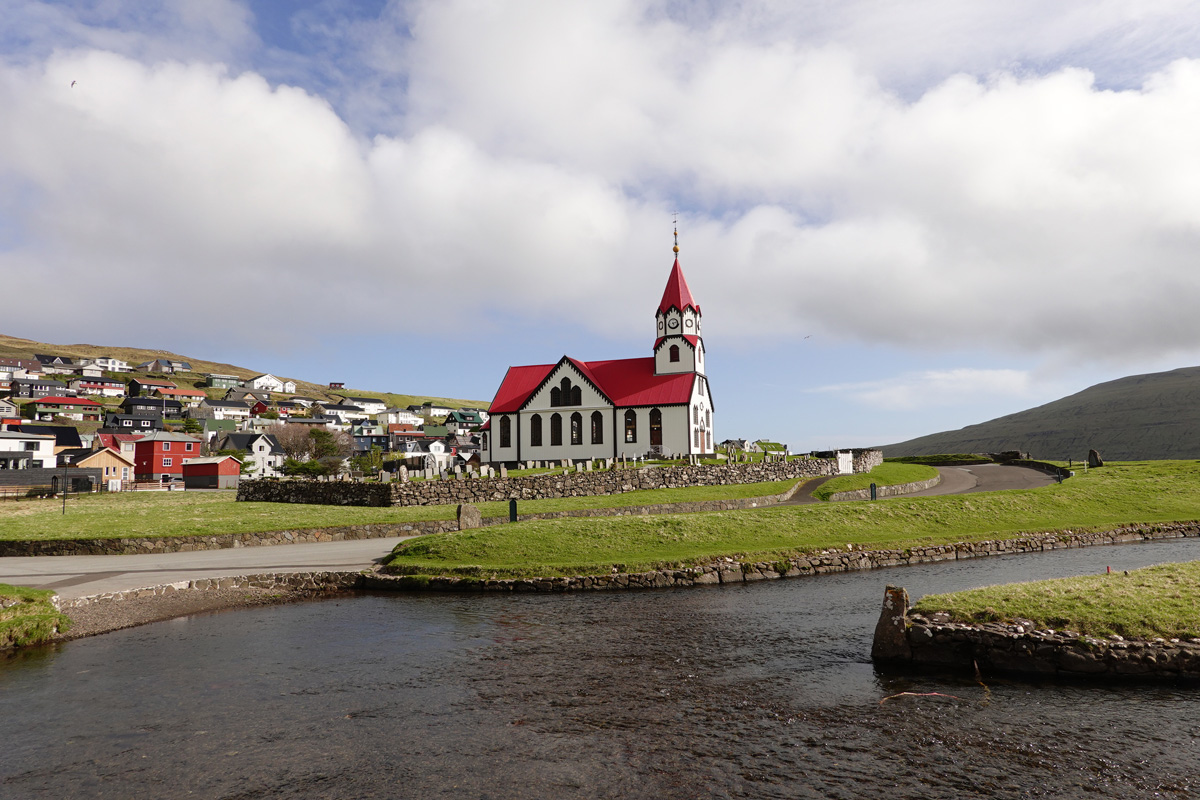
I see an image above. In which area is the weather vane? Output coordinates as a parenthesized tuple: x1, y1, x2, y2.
(672, 211, 679, 254)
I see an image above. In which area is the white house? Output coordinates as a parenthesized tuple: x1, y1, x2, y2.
(80, 356, 130, 372)
(338, 396, 388, 416)
(194, 399, 252, 421)
(0, 430, 56, 469)
(483, 240, 714, 463)
(378, 407, 424, 426)
(249, 374, 297, 394)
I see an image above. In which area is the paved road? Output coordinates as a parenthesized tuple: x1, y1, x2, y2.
(0, 537, 414, 599)
(906, 463, 1059, 497)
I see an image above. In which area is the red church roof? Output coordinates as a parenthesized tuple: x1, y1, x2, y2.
(488, 356, 695, 413)
(658, 258, 699, 315)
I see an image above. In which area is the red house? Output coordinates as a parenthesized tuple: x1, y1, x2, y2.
(132, 431, 203, 481)
(182, 455, 242, 489)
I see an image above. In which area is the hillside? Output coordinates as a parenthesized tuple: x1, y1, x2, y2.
(883, 366, 1200, 461)
(0, 334, 487, 410)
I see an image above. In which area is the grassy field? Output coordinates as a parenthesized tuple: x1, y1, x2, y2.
(0, 478, 807, 542)
(383, 460, 1200, 579)
(813, 462, 938, 500)
(913, 561, 1200, 640)
(0, 583, 70, 648)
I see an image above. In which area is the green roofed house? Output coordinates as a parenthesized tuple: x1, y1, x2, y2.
(422, 425, 449, 439)
(445, 409, 485, 434)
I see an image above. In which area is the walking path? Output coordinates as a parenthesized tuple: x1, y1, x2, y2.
(0, 537, 415, 599)
(0, 464, 1058, 599)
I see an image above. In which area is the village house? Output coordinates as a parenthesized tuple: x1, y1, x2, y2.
(103, 413, 164, 433)
(69, 376, 126, 397)
(128, 378, 177, 397)
(377, 407, 423, 426)
(248, 374, 297, 394)
(120, 396, 183, 419)
(79, 356, 130, 372)
(132, 431, 202, 481)
(60, 447, 135, 487)
(338, 396, 387, 416)
(181, 455, 241, 489)
(193, 399, 252, 422)
(483, 239, 714, 463)
(212, 432, 285, 479)
(153, 386, 208, 407)
(9, 378, 70, 399)
(26, 395, 103, 422)
(205, 373, 242, 389)
(0, 430, 56, 469)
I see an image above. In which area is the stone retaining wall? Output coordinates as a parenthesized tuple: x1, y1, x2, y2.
(54, 571, 363, 609)
(239, 450, 884, 508)
(826, 475, 941, 502)
(379, 521, 1200, 592)
(870, 585, 1200, 681)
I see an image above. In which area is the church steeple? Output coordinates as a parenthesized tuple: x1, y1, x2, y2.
(654, 229, 705, 376)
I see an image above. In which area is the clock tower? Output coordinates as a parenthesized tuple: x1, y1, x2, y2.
(653, 231, 705, 376)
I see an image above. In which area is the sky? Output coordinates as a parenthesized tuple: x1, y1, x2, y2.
(4, 1, 1200, 451)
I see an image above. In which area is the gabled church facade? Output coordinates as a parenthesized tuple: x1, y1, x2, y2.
(483, 244, 714, 464)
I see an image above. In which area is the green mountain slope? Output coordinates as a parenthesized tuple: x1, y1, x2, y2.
(0, 334, 487, 409)
(882, 366, 1200, 461)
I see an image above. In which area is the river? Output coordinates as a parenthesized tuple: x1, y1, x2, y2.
(3, 538, 1200, 798)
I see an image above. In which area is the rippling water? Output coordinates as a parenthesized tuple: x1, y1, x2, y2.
(4, 539, 1200, 798)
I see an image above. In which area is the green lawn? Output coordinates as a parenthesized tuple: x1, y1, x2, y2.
(0, 478, 808, 542)
(913, 561, 1200, 640)
(383, 460, 1200, 579)
(1, 583, 70, 648)
(813, 462, 938, 500)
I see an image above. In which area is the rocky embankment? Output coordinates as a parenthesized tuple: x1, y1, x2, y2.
(872, 585, 1200, 681)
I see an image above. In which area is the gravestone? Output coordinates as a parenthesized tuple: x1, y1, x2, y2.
(1088, 449, 1104, 468)
(499, 465, 508, 478)
(439, 470, 448, 480)
(457, 504, 482, 530)
(454, 466, 462, 477)
(576, 463, 583, 473)
(398, 465, 409, 483)
(585, 460, 592, 471)
(561, 459, 570, 469)
(378, 470, 388, 482)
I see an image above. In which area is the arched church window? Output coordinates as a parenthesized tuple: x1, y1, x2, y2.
(571, 386, 582, 406)
(650, 408, 662, 447)
(550, 387, 561, 407)
(706, 409, 711, 428)
(570, 412, 583, 445)
(669, 345, 679, 363)
(694, 427, 700, 448)
(624, 409, 637, 443)
(591, 410, 604, 445)
(693, 406, 699, 424)
(530, 414, 542, 447)
(550, 413, 562, 446)
(499, 415, 511, 449)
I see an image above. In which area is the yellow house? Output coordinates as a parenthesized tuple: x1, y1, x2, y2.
(64, 447, 136, 485)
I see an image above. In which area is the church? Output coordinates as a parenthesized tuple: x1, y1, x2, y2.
(482, 237, 714, 464)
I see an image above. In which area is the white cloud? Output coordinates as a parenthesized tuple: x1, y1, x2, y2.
(4, 1, 1200, 370)
(809, 368, 1035, 411)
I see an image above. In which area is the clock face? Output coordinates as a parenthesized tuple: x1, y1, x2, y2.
(658, 319, 663, 331)
(684, 318, 693, 328)
(668, 318, 680, 330)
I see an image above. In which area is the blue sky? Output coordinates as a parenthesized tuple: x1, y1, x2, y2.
(4, 1, 1200, 452)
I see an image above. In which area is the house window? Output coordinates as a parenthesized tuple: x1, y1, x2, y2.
(650, 409, 663, 447)
(530, 414, 542, 447)
(186, 443, 194, 451)
(669, 345, 680, 362)
(624, 410, 636, 443)
(570, 412, 582, 445)
(122, 420, 132, 427)
(162, 457, 172, 467)
(499, 415, 512, 448)
(550, 413, 562, 446)
(591, 411, 603, 445)
(163, 442, 171, 451)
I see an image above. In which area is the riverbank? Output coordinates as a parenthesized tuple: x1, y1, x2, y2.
(872, 566, 1200, 681)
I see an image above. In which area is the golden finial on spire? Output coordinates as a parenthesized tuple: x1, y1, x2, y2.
(672, 212, 680, 254)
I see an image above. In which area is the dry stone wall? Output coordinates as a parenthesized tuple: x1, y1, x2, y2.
(238, 451, 884, 508)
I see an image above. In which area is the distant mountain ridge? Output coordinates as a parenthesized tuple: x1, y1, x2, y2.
(883, 366, 1200, 461)
(0, 333, 487, 410)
